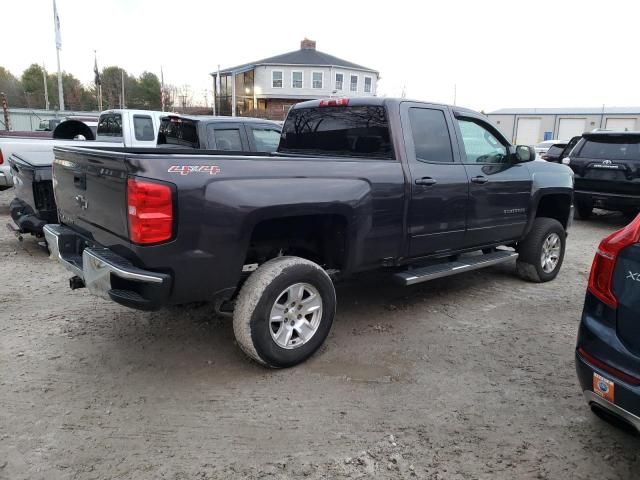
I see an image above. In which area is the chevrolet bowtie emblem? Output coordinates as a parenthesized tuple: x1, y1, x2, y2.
(74, 194, 88, 210)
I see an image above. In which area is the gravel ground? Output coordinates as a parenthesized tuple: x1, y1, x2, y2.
(1, 187, 639, 480)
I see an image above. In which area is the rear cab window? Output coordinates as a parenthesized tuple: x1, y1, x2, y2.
(158, 117, 200, 148)
(279, 105, 394, 159)
(97, 113, 123, 138)
(576, 135, 640, 161)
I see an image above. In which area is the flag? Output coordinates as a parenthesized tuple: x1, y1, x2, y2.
(53, 0, 62, 49)
(94, 54, 101, 86)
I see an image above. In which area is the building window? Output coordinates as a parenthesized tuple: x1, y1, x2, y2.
(364, 76, 372, 93)
(335, 73, 343, 90)
(292, 71, 303, 89)
(312, 71, 323, 89)
(272, 71, 283, 88)
(350, 75, 358, 92)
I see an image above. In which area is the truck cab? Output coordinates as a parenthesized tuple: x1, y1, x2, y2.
(95, 109, 166, 147)
(157, 115, 282, 152)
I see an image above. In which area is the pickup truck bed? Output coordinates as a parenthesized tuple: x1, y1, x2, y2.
(8, 151, 57, 237)
(45, 97, 574, 367)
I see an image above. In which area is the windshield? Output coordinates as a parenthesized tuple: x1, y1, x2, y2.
(279, 105, 394, 159)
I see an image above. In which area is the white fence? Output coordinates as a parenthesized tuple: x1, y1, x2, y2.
(0, 108, 99, 131)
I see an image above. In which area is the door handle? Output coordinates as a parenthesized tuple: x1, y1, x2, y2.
(470, 176, 489, 184)
(415, 177, 437, 186)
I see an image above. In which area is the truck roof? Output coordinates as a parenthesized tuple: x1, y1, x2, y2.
(162, 114, 281, 126)
(100, 109, 166, 115)
(290, 97, 480, 117)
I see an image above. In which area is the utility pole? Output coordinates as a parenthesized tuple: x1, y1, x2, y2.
(216, 64, 221, 115)
(1, 92, 10, 131)
(121, 69, 125, 109)
(42, 63, 50, 110)
(453, 84, 457, 106)
(53, 0, 65, 110)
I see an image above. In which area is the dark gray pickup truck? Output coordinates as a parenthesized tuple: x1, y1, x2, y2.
(45, 97, 574, 367)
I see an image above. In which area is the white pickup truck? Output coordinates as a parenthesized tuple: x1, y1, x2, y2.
(0, 109, 165, 190)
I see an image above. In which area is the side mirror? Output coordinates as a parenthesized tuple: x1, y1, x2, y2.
(515, 145, 536, 162)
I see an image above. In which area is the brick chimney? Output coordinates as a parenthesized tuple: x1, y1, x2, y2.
(300, 38, 316, 50)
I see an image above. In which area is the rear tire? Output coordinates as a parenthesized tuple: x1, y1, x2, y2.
(233, 256, 336, 368)
(516, 217, 566, 283)
(575, 200, 593, 220)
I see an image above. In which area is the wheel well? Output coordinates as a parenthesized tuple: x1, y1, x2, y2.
(535, 194, 572, 229)
(246, 215, 348, 269)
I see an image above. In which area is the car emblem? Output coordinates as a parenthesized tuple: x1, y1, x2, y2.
(74, 194, 88, 210)
(598, 380, 609, 393)
(602, 160, 612, 165)
(627, 271, 640, 282)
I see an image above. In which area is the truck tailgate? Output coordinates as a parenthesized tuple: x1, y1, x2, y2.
(53, 146, 129, 240)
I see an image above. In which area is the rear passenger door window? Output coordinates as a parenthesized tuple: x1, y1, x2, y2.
(207, 124, 246, 151)
(409, 108, 454, 163)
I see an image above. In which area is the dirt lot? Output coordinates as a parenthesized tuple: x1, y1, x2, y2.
(0, 188, 639, 480)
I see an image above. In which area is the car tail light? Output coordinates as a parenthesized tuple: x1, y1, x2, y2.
(127, 177, 173, 244)
(319, 98, 349, 107)
(0, 148, 4, 165)
(588, 214, 640, 308)
(578, 347, 640, 386)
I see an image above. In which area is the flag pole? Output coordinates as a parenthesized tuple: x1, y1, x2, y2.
(94, 50, 102, 111)
(53, 0, 64, 111)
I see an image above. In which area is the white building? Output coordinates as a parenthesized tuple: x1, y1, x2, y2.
(488, 107, 640, 145)
(211, 39, 379, 120)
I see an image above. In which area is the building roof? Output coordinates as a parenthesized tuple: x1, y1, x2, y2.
(489, 107, 640, 115)
(211, 41, 378, 76)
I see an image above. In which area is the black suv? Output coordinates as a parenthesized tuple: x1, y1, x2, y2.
(568, 132, 640, 218)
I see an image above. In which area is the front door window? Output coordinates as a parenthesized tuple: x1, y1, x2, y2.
(457, 119, 507, 164)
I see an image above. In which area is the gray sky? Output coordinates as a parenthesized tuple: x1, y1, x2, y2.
(2, 0, 639, 112)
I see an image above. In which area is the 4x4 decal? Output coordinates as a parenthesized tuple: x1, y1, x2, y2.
(168, 165, 221, 176)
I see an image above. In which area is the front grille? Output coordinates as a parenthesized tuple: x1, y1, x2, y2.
(33, 180, 56, 212)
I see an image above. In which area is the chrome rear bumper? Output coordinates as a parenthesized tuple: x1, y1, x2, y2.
(584, 390, 640, 432)
(43, 224, 170, 310)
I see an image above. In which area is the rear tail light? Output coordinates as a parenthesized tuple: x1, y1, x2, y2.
(0, 148, 4, 165)
(588, 213, 640, 308)
(319, 98, 349, 107)
(578, 347, 640, 386)
(127, 177, 173, 244)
